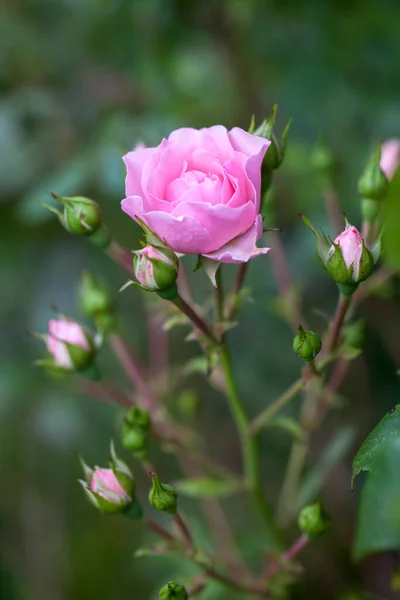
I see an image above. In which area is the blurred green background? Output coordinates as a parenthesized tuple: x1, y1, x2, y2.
(1, 0, 400, 598)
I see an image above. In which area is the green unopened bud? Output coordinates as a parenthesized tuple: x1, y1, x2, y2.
(149, 472, 177, 514)
(255, 105, 291, 172)
(358, 146, 389, 201)
(133, 245, 179, 293)
(79, 271, 115, 318)
(121, 406, 151, 458)
(159, 582, 188, 600)
(293, 326, 321, 362)
(56, 195, 103, 235)
(298, 502, 330, 538)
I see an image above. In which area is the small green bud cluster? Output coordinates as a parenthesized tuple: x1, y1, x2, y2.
(121, 406, 151, 459)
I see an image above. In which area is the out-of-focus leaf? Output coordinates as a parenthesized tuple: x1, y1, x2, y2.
(298, 425, 357, 510)
(353, 437, 400, 560)
(382, 171, 400, 270)
(352, 405, 400, 486)
(174, 476, 244, 498)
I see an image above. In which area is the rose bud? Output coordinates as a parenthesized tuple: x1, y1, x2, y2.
(79, 271, 117, 333)
(254, 105, 291, 174)
(133, 245, 179, 293)
(50, 194, 103, 235)
(46, 319, 95, 371)
(380, 139, 400, 181)
(327, 224, 375, 285)
(293, 326, 321, 362)
(79, 443, 140, 516)
(121, 406, 151, 459)
(149, 471, 178, 514)
(298, 502, 330, 539)
(159, 582, 188, 600)
(301, 216, 381, 294)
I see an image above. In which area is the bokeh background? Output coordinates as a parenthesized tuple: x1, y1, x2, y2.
(1, 1, 400, 599)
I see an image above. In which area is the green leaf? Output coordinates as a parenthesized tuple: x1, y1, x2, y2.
(382, 170, 400, 270)
(174, 476, 244, 498)
(353, 437, 400, 560)
(352, 405, 400, 487)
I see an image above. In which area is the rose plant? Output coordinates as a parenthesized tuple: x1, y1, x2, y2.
(36, 121, 400, 598)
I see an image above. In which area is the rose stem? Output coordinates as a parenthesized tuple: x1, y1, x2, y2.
(145, 518, 175, 543)
(173, 512, 193, 551)
(81, 380, 133, 408)
(262, 534, 309, 581)
(173, 294, 219, 345)
(325, 293, 352, 354)
(105, 240, 132, 273)
(108, 333, 158, 412)
(214, 267, 282, 548)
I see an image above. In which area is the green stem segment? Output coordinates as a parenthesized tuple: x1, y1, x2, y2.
(173, 294, 219, 345)
(220, 344, 282, 549)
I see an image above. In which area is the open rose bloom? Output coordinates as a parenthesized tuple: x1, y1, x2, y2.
(121, 126, 271, 263)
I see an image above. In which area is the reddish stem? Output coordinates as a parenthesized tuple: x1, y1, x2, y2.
(173, 513, 194, 551)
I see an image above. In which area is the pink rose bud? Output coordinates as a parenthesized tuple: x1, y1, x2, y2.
(302, 215, 381, 294)
(380, 139, 400, 181)
(133, 245, 179, 293)
(47, 319, 95, 371)
(79, 443, 141, 516)
(327, 224, 374, 285)
(121, 126, 272, 263)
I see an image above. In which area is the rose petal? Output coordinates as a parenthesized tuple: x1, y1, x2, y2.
(122, 196, 216, 253)
(171, 195, 255, 249)
(202, 215, 270, 264)
(168, 125, 235, 162)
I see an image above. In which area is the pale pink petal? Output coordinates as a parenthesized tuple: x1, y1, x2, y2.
(203, 215, 270, 264)
(168, 125, 235, 162)
(91, 469, 127, 499)
(171, 195, 255, 249)
(123, 146, 160, 197)
(228, 129, 270, 209)
(224, 154, 255, 208)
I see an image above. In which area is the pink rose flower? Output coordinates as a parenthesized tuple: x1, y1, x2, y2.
(121, 126, 271, 263)
(47, 319, 91, 369)
(90, 468, 130, 503)
(380, 139, 400, 181)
